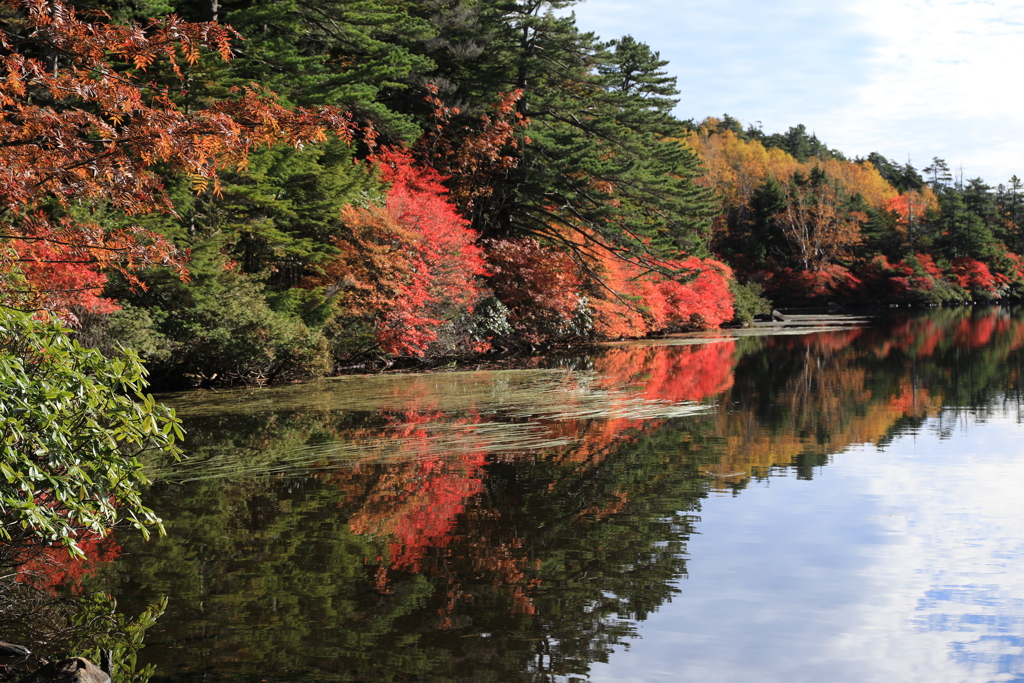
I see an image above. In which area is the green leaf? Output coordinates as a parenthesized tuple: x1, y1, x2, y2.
(0, 308, 182, 557)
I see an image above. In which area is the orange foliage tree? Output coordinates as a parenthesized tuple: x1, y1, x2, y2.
(682, 119, 955, 304)
(485, 236, 585, 342)
(883, 190, 937, 236)
(414, 87, 530, 221)
(487, 227, 736, 342)
(0, 0, 360, 317)
(776, 168, 865, 271)
(765, 264, 864, 301)
(302, 148, 487, 355)
(682, 124, 796, 245)
(950, 257, 998, 295)
(858, 251, 952, 301)
(587, 249, 735, 338)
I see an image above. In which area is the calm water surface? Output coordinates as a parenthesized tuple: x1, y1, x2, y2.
(62, 307, 1024, 681)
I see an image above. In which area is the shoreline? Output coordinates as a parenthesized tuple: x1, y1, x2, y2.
(158, 302, 1022, 393)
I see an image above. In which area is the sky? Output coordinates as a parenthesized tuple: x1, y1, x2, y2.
(568, 0, 1024, 186)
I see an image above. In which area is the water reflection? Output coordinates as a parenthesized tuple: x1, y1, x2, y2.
(70, 306, 1024, 681)
(589, 415, 1024, 683)
(0, 563, 164, 683)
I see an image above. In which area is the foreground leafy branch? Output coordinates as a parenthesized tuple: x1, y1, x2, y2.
(0, 306, 182, 557)
(0, 0, 361, 315)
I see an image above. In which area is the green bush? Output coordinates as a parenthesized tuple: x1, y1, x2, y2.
(74, 305, 174, 365)
(168, 283, 332, 383)
(0, 307, 182, 557)
(113, 267, 333, 387)
(729, 280, 771, 324)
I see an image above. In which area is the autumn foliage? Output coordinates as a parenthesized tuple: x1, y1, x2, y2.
(486, 231, 735, 341)
(950, 257, 998, 295)
(485, 237, 585, 341)
(8, 0, 1024, 382)
(302, 148, 487, 355)
(9, 239, 119, 314)
(587, 252, 735, 337)
(414, 87, 530, 217)
(0, 0, 746, 362)
(16, 532, 121, 594)
(0, 0, 358, 317)
(677, 118, 1024, 306)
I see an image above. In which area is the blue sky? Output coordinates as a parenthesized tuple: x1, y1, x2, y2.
(568, 0, 1024, 186)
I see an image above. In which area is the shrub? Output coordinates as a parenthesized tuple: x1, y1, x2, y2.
(128, 270, 333, 386)
(0, 307, 182, 558)
(303, 149, 487, 357)
(950, 258, 998, 298)
(486, 237, 587, 343)
(729, 280, 771, 324)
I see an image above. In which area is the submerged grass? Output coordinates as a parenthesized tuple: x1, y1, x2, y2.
(164, 368, 711, 420)
(153, 367, 714, 482)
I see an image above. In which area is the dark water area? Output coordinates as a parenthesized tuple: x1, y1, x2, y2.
(33, 307, 1024, 682)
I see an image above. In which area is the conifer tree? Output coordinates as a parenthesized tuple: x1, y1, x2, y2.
(923, 157, 953, 189)
(420, 1, 719, 266)
(146, 0, 438, 139)
(996, 176, 1024, 252)
(935, 188, 996, 261)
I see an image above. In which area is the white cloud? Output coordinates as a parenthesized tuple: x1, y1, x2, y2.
(570, 0, 1024, 183)
(828, 0, 1024, 181)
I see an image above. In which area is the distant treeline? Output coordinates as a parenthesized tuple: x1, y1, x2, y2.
(688, 115, 1024, 307)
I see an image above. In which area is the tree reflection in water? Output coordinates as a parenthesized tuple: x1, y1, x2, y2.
(0, 538, 163, 682)
(62, 306, 1024, 681)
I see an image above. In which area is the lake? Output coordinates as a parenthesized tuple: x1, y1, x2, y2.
(54, 306, 1024, 682)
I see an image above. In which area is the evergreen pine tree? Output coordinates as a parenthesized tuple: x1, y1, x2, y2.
(420, 1, 719, 262)
(997, 176, 1024, 252)
(935, 187, 996, 261)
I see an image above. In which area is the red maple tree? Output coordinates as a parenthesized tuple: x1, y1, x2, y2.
(303, 148, 487, 355)
(950, 257, 997, 294)
(0, 0, 360, 318)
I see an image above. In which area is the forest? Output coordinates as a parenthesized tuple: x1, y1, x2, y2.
(1, 0, 1022, 392)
